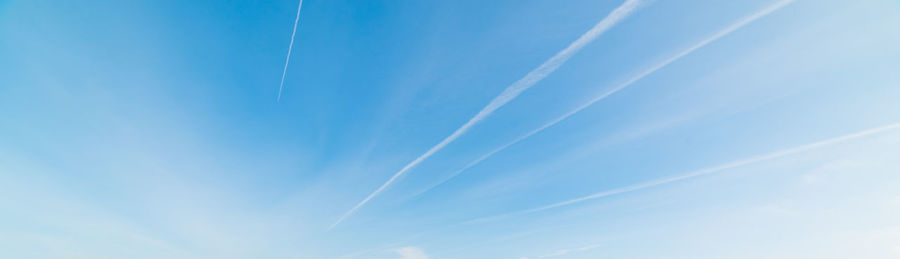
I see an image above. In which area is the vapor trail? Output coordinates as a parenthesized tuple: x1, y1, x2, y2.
(277, 0, 304, 102)
(462, 122, 900, 225)
(328, 0, 646, 230)
(412, 0, 796, 198)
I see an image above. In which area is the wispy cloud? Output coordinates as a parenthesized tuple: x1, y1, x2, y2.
(534, 243, 604, 258)
(463, 122, 900, 224)
(277, 0, 304, 102)
(395, 246, 430, 259)
(328, 0, 646, 230)
(412, 0, 796, 198)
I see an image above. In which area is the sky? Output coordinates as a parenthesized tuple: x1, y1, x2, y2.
(1, 0, 900, 258)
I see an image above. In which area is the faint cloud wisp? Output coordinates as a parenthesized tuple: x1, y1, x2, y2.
(394, 246, 429, 259)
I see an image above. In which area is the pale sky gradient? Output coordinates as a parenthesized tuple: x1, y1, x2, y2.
(2, 0, 900, 258)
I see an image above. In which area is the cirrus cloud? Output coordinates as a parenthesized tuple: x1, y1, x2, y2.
(395, 246, 429, 259)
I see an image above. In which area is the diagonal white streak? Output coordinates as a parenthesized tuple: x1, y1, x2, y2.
(328, 0, 646, 230)
(462, 122, 900, 225)
(412, 0, 797, 199)
(277, 0, 304, 102)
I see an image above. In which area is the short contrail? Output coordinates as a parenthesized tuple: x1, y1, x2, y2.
(328, 0, 646, 230)
(277, 0, 304, 102)
(462, 122, 900, 225)
(411, 0, 796, 199)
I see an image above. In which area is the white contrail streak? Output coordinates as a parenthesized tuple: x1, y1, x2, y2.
(462, 122, 900, 225)
(412, 0, 796, 198)
(277, 0, 304, 102)
(328, 0, 646, 230)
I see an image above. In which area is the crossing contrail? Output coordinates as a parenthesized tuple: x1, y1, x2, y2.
(277, 0, 304, 102)
(461, 122, 900, 225)
(411, 0, 797, 199)
(328, 0, 646, 230)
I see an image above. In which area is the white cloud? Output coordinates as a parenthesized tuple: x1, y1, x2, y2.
(395, 246, 429, 259)
(534, 243, 603, 258)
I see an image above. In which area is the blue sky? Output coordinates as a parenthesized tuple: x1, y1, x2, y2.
(2, 0, 900, 258)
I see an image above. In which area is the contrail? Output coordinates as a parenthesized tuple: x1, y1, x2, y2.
(461, 122, 900, 225)
(328, 0, 646, 230)
(277, 0, 304, 102)
(411, 0, 797, 199)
